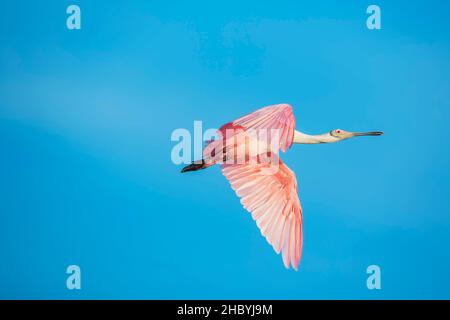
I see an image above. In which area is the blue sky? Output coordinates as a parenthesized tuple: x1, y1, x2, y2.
(1, 0, 450, 299)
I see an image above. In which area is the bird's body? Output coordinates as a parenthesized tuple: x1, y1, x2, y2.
(181, 103, 382, 270)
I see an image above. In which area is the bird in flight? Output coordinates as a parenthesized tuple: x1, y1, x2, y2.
(181, 104, 383, 270)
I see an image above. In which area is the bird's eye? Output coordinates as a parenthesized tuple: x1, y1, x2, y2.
(336, 130, 341, 133)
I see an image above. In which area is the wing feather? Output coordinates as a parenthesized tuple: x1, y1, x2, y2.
(222, 158, 303, 270)
(222, 104, 296, 153)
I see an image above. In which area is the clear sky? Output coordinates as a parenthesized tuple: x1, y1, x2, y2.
(1, 0, 450, 299)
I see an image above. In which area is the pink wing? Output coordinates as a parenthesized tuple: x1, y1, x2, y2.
(222, 157, 303, 270)
(220, 104, 296, 152)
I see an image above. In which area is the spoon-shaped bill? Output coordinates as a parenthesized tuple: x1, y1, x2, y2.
(352, 131, 384, 136)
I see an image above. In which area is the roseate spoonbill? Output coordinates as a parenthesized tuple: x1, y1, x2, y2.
(181, 104, 383, 270)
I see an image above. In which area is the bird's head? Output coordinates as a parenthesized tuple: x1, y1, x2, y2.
(330, 129, 384, 141)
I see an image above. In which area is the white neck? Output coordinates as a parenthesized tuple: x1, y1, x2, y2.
(293, 130, 338, 144)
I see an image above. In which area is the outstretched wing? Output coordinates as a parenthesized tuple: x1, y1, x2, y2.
(221, 157, 303, 270)
(220, 104, 296, 152)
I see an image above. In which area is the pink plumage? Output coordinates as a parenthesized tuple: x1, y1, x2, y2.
(222, 158, 303, 270)
(182, 103, 383, 270)
(203, 104, 303, 270)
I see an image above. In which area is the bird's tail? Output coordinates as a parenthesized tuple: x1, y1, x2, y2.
(180, 160, 210, 173)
